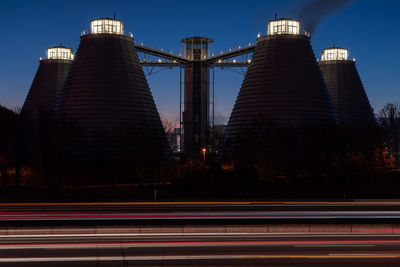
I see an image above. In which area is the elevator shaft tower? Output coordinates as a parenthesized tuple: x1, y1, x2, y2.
(181, 37, 214, 158)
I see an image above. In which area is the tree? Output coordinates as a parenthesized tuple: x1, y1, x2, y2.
(0, 105, 19, 188)
(160, 115, 178, 134)
(378, 103, 400, 169)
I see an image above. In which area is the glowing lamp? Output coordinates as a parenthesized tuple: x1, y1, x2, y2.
(91, 18, 124, 35)
(47, 47, 74, 60)
(268, 19, 300, 35)
(321, 48, 349, 61)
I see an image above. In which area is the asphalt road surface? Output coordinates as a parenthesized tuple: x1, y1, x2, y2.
(1, 231, 400, 266)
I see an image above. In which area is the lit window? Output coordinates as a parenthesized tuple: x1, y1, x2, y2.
(90, 18, 124, 35)
(47, 47, 74, 60)
(321, 48, 349, 61)
(268, 19, 300, 35)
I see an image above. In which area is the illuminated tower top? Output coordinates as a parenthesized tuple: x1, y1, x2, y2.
(47, 46, 74, 60)
(181, 37, 214, 60)
(90, 18, 124, 35)
(321, 47, 349, 61)
(267, 19, 300, 35)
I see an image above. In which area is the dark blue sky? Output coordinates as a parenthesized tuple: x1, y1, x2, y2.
(0, 0, 399, 124)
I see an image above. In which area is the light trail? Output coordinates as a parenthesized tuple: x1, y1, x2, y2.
(1, 201, 400, 207)
(1, 210, 400, 221)
(1, 230, 399, 265)
(0, 201, 282, 206)
(1, 239, 400, 249)
(0, 233, 397, 238)
(0, 253, 400, 263)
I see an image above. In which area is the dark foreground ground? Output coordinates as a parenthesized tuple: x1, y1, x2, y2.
(2, 170, 400, 202)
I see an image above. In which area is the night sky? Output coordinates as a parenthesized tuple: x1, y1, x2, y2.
(0, 0, 399, 124)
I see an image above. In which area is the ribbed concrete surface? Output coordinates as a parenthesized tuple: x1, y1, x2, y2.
(222, 34, 338, 160)
(319, 60, 376, 127)
(56, 34, 169, 160)
(21, 59, 71, 120)
(20, 59, 72, 162)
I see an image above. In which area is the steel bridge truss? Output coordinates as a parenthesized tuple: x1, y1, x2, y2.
(134, 41, 256, 155)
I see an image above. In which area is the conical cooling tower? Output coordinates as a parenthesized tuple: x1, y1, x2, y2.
(21, 46, 74, 120)
(21, 46, 73, 162)
(56, 18, 169, 162)
(319, 47, 376, 127)
(222, 19, 338, 161)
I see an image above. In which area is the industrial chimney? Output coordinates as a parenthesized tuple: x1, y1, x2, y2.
(56, 18, 170, 162)
(319, 47, 376, 127)
(22, 46, 74, 121)
(222, 18, 338, 161)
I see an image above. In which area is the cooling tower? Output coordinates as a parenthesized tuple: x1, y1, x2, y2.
(222, 19, 338, 161)
(21, 46, 74, 120)
(56, 18, 169, 162)
(20, 46, 73, 162)
(319, 47, 376, 127)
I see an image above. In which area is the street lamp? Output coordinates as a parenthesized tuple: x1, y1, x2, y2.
(202, 147, 207, 162)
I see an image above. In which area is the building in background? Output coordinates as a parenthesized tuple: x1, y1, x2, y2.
(319, 47, 376, 128)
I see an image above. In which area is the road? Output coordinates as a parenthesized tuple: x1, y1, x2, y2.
(1, 230, 400, 266)
(1, 201, 400, 222)
(1, 202, 400, 265)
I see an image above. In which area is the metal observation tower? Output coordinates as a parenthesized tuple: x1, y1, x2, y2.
(134, 36, 255, 158)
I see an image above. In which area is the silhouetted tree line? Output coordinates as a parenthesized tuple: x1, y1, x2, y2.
(1, 103, 400, 201)
(0, 106, 19, 188)
(377, 103, 400, 169)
